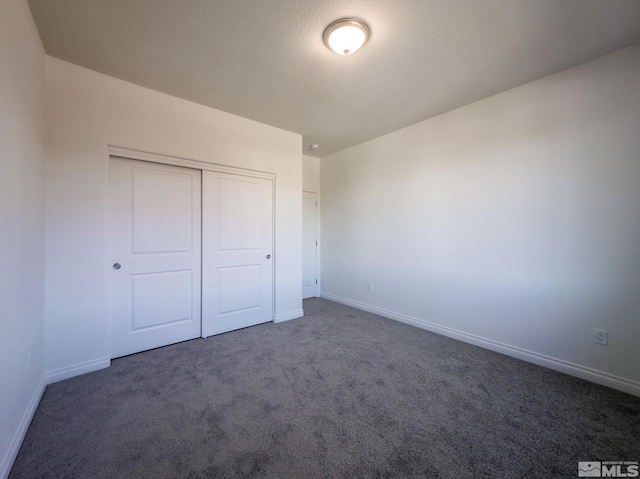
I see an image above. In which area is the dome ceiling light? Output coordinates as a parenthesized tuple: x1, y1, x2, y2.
(323, 18, 370, 56)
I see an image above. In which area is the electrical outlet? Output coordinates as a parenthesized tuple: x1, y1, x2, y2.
(594, 329, 608, 345)
(367, 283, 373, 292)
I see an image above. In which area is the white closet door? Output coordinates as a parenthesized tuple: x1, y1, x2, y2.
(202, 171, 273, 337)
(302, 191, 318, 299)
(109, 158, 201, 358)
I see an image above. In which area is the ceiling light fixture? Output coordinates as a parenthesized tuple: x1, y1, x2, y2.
(323, 18, 370, 56)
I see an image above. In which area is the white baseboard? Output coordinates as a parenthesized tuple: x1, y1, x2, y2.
(46, 357, 111, 385)
(273, 309, 304, 323)
(320, 292, 640, 397)
(0, 375, 46, 479)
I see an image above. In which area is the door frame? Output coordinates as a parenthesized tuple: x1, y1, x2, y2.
(107, 145, 276, 353)
(109, 145, 275, 181)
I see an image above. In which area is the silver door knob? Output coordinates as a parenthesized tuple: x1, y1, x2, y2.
(113, 263, 121, 270)
(266, 254, 271, 259)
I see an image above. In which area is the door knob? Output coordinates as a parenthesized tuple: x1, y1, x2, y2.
(266, 254, 271, 259)
(113, 263, 121, 270)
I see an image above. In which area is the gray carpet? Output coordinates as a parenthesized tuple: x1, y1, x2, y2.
(10, 298, 640, 478)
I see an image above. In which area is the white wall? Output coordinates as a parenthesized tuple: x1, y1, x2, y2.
(321, 45, 640, 395)
(0, 1, 46, 476)
(303, 154, 320, 192)
(45, 57, 302, 381)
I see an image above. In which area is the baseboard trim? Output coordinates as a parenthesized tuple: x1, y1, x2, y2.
(46, 357, 111, 385)
(273, 309, 304, 323)
(0, 375, 46, 479)
(320, 292, 640, 397)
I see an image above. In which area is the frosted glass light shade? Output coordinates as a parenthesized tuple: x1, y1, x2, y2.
(323, 19, 370, 56)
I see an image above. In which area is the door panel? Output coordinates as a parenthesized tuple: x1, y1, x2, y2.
(219, 180, 262, 250)
(109, 158, 201, 358)
(131, 270, 193, 330)
(132, 169, 194, 253)
(302, 191, 318, 299)
(218, 265, 263, 313)
(202, 172, 273, 336)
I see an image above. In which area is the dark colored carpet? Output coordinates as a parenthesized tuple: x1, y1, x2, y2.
(10, 298, 640, 478)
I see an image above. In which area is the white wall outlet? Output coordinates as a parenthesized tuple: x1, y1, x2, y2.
(367, 283, 373, 292)
(594, 329, 608, 345)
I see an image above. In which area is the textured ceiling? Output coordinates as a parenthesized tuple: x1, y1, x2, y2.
(28, 0, 640, 157)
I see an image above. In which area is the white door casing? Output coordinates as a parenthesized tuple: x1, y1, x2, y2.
(202, 171, 274, 336)
(302, 191, 318, 299)
(109, 158, 202, 358)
